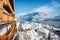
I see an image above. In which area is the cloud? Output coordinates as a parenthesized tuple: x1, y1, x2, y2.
(51, 0, 60, 8)
(32, 0, 60, 17)
(33, 6, 54, 13)
(33, 1, 60, 13)
(17, 0, 60, 18)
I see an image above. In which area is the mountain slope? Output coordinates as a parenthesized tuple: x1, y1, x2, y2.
(16, 12, 48, 23)
(53, 15, 60, 20)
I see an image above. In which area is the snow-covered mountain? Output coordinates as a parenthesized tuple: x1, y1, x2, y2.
(53, 15, 60, 20)
(16, 12, 49, 23)
(16, 12, 60, 28)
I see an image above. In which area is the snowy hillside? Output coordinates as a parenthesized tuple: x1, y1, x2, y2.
(16, 12, 49, 23)
(53, 15, 60, 20)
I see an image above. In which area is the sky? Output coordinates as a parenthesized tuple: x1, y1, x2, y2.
(15, 0, 60, 17)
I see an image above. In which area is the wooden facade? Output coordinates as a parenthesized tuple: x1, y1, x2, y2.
(0, 0, 16, 40)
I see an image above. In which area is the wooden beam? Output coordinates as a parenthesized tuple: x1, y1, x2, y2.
(3, 0, 14, 16)
(0, 12, 14, 23)
(9, 0, 14, 10)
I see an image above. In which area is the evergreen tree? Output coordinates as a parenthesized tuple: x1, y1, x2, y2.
(48, 32, 51, 40)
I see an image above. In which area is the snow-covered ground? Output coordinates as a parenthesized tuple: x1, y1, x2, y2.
(13, 22, 59, 40)
(18, 30, 46, 40)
